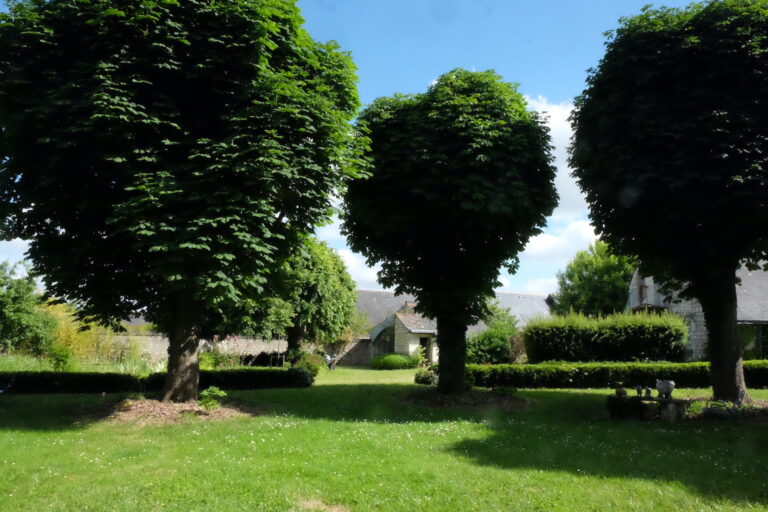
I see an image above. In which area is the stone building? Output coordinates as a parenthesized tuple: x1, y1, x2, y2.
(337, 290, 551, 365)
(625, 266, 768, 360)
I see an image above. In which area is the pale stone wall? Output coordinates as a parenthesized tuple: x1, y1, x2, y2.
(111, 335, 289, 363)
(392, 318, 438, 363)
(665, 300, 708, 361)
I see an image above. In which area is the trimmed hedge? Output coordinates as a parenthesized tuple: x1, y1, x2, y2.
(524, 313, 688, 363)
(371, 353, 420, 370)
(430, 361, 768, 389)
(0, 367, 313, 394)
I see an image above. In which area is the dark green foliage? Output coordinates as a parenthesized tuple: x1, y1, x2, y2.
(343, 69, 557, 392)
(0, 0, 364, 399)
(466, 300, 517, 364)
(414, 368, 438, 386)
(451, 361, 768, 389)
(551, 240, 637, 316)
(0, 262, 56, 355)
(524, 313, 688, 363)
(0, 367, 313, 393)
(371, 353, 420, 370)
(569, 0, 768, 400)
(277, 238, 357, 349)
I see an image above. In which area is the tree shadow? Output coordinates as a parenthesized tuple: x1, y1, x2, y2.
(0, 393, 128, 431)
(448, 389, 768, 506)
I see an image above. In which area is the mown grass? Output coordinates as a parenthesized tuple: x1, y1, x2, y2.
(0, 366, 767, 511)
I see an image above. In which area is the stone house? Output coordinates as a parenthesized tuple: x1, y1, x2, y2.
(625, 266, 768, 360)
(337, 290, 551, 365)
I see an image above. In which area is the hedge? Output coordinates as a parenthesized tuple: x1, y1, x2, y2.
(0, 367, 313, 394)
(431, 361, 768, 389)
(523, 312, 688, 363)
(371, 353, 420, 370)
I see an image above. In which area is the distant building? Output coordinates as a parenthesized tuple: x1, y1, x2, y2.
(625, 266, 768, 360)
(337, 290, 551, 365)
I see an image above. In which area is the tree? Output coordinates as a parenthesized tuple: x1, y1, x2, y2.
(551, 240, 636, 317)
(280, 237, 357, 355)
(569, 0, 768, 400)
(0, 0, 364, 401)
(343, 69, 557, 393)
(0, 262, 55, 355)
(466, 301, 518, 364)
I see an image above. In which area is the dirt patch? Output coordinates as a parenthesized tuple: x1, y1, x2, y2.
(298, 499, 349, 512)
(407, 388, 527, 411)
(107, 398, 257, 426)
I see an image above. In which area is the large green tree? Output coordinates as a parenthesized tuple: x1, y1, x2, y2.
(0, 0, 364, 401)
(280, 237, 357, 354)
(552, 240, 636, 317)
(569, 0, 768, 400)
(343, 69, 557, 393)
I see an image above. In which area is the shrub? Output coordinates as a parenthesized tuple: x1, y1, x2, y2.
(199, 349, 240, 370)
(414, 368, 438, 386)
(446, 361, 768, 389)
(47, 344, 74, 372)
(198, 386, 227, 411)
(0, 262, 57, 355)
(371, 353, 419, 370)
(291, 352, 326, 377)
(286, 367, 315, 387)
(466, 331, 512, 364)
(523, 312, 688, 363)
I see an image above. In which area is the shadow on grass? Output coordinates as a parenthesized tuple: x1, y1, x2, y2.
(448, 389, 768, 506)
(0, 393, 129, 431)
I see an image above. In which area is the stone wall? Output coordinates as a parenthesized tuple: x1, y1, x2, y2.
(666, 300, 708, 361)
(111, 335, 289, 363)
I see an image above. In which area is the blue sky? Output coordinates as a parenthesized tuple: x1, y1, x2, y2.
(0, 0, 692, 292)
(299, 0, 691, 294)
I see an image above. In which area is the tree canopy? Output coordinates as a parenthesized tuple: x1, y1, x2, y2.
(552, 240, 637, 317)
(343, 68, 557, 393)
(279, 237, 357, 354)
(569, 0, 768, 400)
(0, 0, 364, 400)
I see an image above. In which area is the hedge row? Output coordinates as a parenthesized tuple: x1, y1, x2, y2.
(431, 361, 768, 389)
(0, 367, 313, 394)
(523, 313, 688, 363)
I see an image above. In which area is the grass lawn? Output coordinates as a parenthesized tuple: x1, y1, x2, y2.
(0, 366, 767, 511)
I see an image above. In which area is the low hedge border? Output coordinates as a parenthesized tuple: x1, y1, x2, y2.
(0, 367, 313, 394)
(431, 361, 768, 389)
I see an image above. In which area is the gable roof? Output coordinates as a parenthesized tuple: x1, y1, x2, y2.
(395, 312, 437, 333)
(357, 289, 551, 337)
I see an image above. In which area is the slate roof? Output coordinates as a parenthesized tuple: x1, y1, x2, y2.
(736, 266, 768, 322)
(356, 290, 416, 326)
(395, 312, 437, 333)
(357, 289, 551, 337)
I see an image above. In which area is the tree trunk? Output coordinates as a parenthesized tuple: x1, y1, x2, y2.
(436, 315, 467, 394)
(698, 271, 749, 402)
(161, 294, 202, 403)
(285, 324, 303, 359)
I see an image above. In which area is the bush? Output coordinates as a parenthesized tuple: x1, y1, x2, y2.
(198, 386, 227, 411)
(0, 262, 57, 355)
(292, 352, 325, 377)
(371, 353, 419, 370)
(447, 361, 768, 389)
(47, 344, 74, 372)
(0, 367, 315, 393)
(414, 368, 437, 386)
(466, 331, 512, 364)
(199, 350, 240, 370)
(523, 312, 688, 363)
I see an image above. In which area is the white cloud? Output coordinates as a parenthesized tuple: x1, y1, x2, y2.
(522, 220, 597, 263)
(525, 95, 588, 220)
(334, 248, 387, 290)
(519, 278, 558, 295)
(315, 217, 344, 245)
